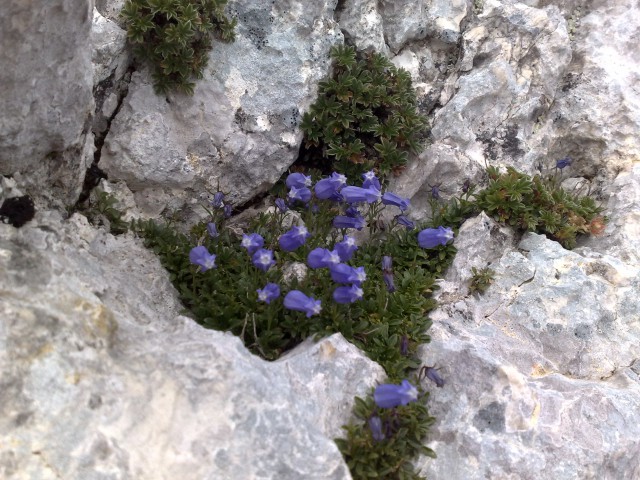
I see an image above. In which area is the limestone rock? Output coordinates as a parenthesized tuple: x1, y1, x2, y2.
(0, 211, 385, 480)
(337, 0, 387, 53)
(0, 0, 94, 205)
(100, 0, 342, 215)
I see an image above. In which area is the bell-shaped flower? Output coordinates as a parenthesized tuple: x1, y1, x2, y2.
(335, 236, 358, 261)
(362, 170, 381, 191)
(330, 264, 366, 285)
(284, 290, 322, 317)
(224, 204, 233, 218)
(344, 205, 361, 217)
(556, 157, 572, 170)
(279, 225, 311, 252)
(381, 192, 410, 211)
(333, 215, 366, 230)
(206, 222, 219, 238)
(333, 284, 364, 304)
(307, 248, 341, 269)
(256, 283, 280, 304)
(423, 366, 445, 388)
(275, 198, 288, 213)
(189, 246, 217, 272)
(211, 191, 225, 208)
(368, 416, 385, 441)
(288, 186, 312, 204)
(286, 172, 312, 189)
(241, 233, 264, 255)
(252, 248, 276, 272)
(417, 226, 454, 248)
(374, 380, 419, 409)
(396, 215, 415, 229)
(382, 256, 395, 292)
(341, 186, 382, 204)
(314, 172, 347, 200)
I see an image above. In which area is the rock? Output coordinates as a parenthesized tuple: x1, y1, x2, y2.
(337, 0, 387, 53)
(418, 226, 640, 479)
(0, 211, 385, 479)
(91, 8, 129, 87)
(0, 0, 94, 206)
(100, 0, 343, 216)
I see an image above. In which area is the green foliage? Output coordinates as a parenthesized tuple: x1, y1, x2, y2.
(474, 166, 606, 249)
(335, 391, 436, 480)
(121, 0, 236, 95)
(301, 45, 428, 181)
(82, 191, 129, 235)
(469, 266, 495, 294)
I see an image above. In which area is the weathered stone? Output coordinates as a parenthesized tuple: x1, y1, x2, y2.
(337, 0, 387, 53)
(92, 8, 129, 87)
(0, 0, 94, 205)
(100, 0, 342, 215)
(0, 212, 385, 480)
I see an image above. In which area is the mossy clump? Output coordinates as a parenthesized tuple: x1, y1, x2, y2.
(121, 0, 236, 95)
(300, 45, 428, 182)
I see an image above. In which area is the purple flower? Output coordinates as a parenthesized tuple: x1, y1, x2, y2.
(556, 157, 572, 170)
(430, 184, 440, 199)
(288, 186, 312, 204)
(189, 246, 217, 272)
(369, 416, 385, 441)
(382, 256, 393, 272)
(252, 248, 276, 272)
(417, 226, 454, 248)
(241, 233, 264, 255)
(307, 248, 341, 269)
(381, 192, 410, 211)
(314, 172, 347, 200)
(345, 205, 361, 218)
(224, 204, 233, 218)
(279, 226, 311, 252)
(333, 215, 366, 230)
(423, 366, 445, 388)
(462, 179, 471, 193)
(257, 283, 280, 304)
(362, 170, 381, 191)
(211, 192, 225, 208)
(374, 380, 419, 409)
(206, 222, 219, 238)
(335, 236, 358, 261)
(341, 186, 381, 204)
(330, 264, 366, 285)
(275, 198, 288, 213)
(333, 284, 364, 304)
(400, 336, 409, 356)
(382, 255, 395, 292)
(284, 290, 322, 317)
(286, 172, 312, 189)
(396, 215, 415, 229)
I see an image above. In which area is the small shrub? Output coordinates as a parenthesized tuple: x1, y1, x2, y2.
(82, 191, 129, 235)
(300, 45, 428, 181)
(469, 266, 495, 294)
(474, 165, 606, 249)
(121, 0, 236, 95)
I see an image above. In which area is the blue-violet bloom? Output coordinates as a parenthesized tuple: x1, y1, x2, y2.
(279, 225, 311, 252)
(189, 246, 217, 272)
(374, 380, 419, 409)
(333, 215, 366, 230)
(206, 222, 219, 238)
(275, 198, 288, 213)
(333, 284, 364, 304)
(288, 186, 312, 204)
(556, 157, 572, 170)
(417, 226, 454, 248)
(241, 233, 264, 255)
(224, 204, 233, 218)
(344, 205, 361, 218)
(381, 192, 410, 211)
(330, 264, 366, 285)
(285, 172, 312, 189)
(314, 172, 347, 200)
(362, 170, 381, 191)
(257, 283, 280, 304)
(369, 416, 385, 442)
(252, 248, 276, 272)
(335, 236, 358, 261)
(423, 366, 445, 388)
(341, 186, 381, 204)
(284, 290, 322, 317)
(396, 215, 415, 229)
(382, 255, 393, 272)
(211, 191, 225, 208)
(307, 248, 341, 269)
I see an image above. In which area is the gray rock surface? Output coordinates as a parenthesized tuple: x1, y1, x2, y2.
(0, 211, 385, 480)
(0, 0, 94, 205)
(100, 0, 342, 214)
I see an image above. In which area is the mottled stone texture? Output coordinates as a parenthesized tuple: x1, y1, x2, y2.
(0, 0, 94, 205)
(0, 212, 385, 480)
